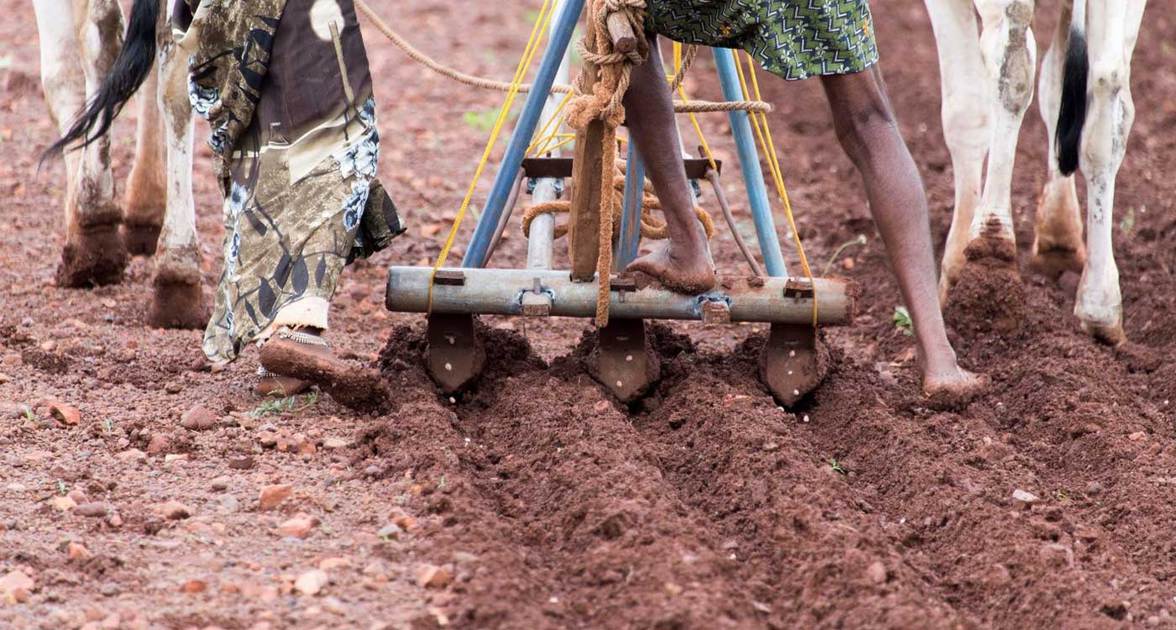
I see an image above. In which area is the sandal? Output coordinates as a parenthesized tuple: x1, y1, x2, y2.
(259, 327, 388, 411)
(255, 328, 332, 397)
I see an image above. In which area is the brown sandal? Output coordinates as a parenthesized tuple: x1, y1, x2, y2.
(254, 328, 331, 397)
(259, 328, 388, 411)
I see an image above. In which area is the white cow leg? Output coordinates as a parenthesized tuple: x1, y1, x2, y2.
(123, 63, 168, 256)
(1031, 0, 1086, 277)
(35, 0, 128, 287)
(923, 0, 990, 300)
(971, 0, 1036, 255)
(148, 5, 207, 330)
(1074, 0, 1145, 345)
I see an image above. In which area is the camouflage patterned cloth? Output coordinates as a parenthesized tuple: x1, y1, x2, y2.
(645, 0, 879, 80)
(178, 0, 404, 363)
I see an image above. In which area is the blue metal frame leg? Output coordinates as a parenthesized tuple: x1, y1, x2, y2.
(615, 140, 645, 270)
(461, 0, 586, 268)
(713, 49, 788, 278)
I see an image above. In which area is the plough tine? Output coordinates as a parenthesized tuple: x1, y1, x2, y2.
(590, 318, 659, 404)
(759, 322, 827, 407)
(426, 313, 485, 394)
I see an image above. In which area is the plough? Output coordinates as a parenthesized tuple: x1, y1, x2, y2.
(380, 0, 856, 405)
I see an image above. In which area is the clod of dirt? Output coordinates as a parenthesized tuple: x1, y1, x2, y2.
(179, 405, 217, 431)
(155, 501, 192, 521)
(258, 484, 293, 511)
(294, 569, 329, 596)
(0, 570, 34, 603)
(277, 514, 317, 539)
(944, 235, 1028, 338)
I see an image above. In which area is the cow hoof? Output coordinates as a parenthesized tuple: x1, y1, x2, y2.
(148, 250, 207, 329)
(55, 221, 128, 288)
(1081, 319, 1126, 347)
(1030, 241, 1086, 280)
(124, 222, 162, 257)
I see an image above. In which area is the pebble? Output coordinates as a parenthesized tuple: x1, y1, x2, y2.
(322, 437, 351, 449)
(45, 400, 81, 426)
(209, 476, 231, 492)
(259, 484, 293, 511)
(180, 405, 218, 431)
(377, 523, 403, 540)
(228, 456, 255, 470)
(866, 561, 888, 584)
(318, 557, 351, 571)
(117, 449, 147, 462)
(1012, 489, 1039, 505)
(416, 564, 453, 589)
(74, 502, 110, 518)
(1085, 480, 1104, 496)
(179, 579, 207, 594)
(50, 495, 78, 512)
(294, 569, 329, 596)
(67, 542, 92, 561)
(0, 570, 34, 603)
(277, 514, 317, 539)
(156, 501, 192, 520)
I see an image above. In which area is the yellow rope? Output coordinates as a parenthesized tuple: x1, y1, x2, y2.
(527, 90, 575, 156)
(733, 52, 818, 327)
(428, 0, 555, 307)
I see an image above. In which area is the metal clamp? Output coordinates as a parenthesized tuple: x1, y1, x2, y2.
(520, 277, 555, 317)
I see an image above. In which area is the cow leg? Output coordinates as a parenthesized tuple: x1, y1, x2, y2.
(148, 2, 206, 330)
(35, 0, 129, 287)
(1030, 0, 1085, 277)
(923, 0, 990, 301)
(123, 63, 167, 256)
(969, 0, 1036, 257)
(1074, 0, 1145, 345)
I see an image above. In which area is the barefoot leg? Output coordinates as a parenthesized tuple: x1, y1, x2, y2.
(821, 67, 984, 396)
(621, 36, 715, 294)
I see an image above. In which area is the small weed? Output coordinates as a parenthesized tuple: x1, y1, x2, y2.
(822, 234, 868, 276)
(250, 392, 319, 418)
(102, 418, 115, 434)
(892, 306, 914, 336)
(437, 474, 448, 490)
(1055, 489, 1070, 503)
(828, 458, 848, 475)
(23, 408, 36, 422)
(57, 480, 67, 496)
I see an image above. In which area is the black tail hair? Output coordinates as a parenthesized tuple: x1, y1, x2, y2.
(42, 0, 159, 161)
(1055, 25, 1088, 176)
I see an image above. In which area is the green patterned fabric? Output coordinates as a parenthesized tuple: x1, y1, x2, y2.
(646, 0, 879, 81)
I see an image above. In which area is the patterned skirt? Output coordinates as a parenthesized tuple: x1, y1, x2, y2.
(194, 0, 403, 363)
(645, 0, 879, 81)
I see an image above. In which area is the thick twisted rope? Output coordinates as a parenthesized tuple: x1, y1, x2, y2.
(520, 160, 716, 241)
(352, 0, 771, 114)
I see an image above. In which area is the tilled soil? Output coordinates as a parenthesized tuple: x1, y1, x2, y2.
(1, 0, 1175, 628)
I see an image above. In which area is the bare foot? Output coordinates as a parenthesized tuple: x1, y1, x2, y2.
(922, 366, 989, 409)
(625, 242, 717, 295)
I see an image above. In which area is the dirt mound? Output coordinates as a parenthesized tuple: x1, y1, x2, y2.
(944, 234, 1028, 338)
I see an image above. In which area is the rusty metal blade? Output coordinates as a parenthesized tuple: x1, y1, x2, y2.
(589, 318, 660, 404)
(426, 313, 485, 394)
(759, 323, 828, 407)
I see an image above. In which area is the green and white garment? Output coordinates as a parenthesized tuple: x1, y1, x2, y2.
(646, 0, 879, 80)
(176, 0, 403, 364)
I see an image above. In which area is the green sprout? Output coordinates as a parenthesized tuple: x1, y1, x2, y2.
(822, 234, 868, 276)
(828, 458, 848, 476)
(892, 306, 914, 336)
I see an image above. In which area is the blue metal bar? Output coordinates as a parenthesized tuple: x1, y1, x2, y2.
(462, 0, 585, 268)
(712, 49, 788, 278)
(616, 140, 645, 269)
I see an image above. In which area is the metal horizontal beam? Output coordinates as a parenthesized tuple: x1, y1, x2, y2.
(387, 267, 855, 325)
(521, 157, 721, 180)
